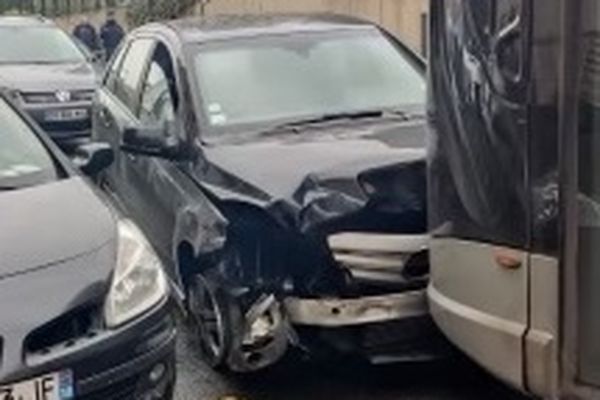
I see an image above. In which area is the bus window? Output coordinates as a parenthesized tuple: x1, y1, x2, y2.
(578, 0, 600, 387)
(428, 0, 529, 247)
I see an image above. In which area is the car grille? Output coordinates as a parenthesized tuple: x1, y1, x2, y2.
(20, 90, 95, 104)
(78, 376, 138, 400)
(40, 118, 92, 134)
(24, 304, 102, 360)
(328, 232, 429, 286)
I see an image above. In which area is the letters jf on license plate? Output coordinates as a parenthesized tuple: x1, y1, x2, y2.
(45, 109, 88, 122)
(0, 370, 74, 400)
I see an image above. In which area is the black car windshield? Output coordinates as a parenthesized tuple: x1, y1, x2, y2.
(0, 98, 58, 190)
(192, 29, 425, 133)
(0, 26, 86, 64)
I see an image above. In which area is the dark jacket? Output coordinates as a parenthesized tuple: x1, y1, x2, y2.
(100, 19, 125, 58)
(73, 22, 99, 51)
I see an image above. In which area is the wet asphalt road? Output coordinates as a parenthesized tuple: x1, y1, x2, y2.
(173, 322, 531, 400)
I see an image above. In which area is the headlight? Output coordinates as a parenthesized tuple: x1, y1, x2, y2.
(104, 219, 168, 328)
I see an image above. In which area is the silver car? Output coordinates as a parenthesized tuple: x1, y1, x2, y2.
(0, 16, 97, 151)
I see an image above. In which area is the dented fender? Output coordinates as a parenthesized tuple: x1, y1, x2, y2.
(171, 200, 228, 284)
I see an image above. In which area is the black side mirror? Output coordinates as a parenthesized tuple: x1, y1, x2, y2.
(73, 142, 114, 176)
(122, 126, 189, 160)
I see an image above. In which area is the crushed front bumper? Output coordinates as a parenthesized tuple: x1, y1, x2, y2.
(225, 232, 445, 368)
(284, 290, 427, 327)
(278, 230, 447, 363)
(283, 291, 448, 363)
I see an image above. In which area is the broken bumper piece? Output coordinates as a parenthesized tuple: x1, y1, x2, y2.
(283, 291, 450, 363)
(328, 232, 429, 286)
(283, 290, 427, 327)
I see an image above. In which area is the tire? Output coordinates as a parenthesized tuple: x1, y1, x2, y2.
(186, 243, 289, 373)
(186, 269, 236, 370)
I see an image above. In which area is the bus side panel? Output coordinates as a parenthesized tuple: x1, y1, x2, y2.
(428, 0, 563, 397)
(525, 254, 559, 397)
(429, 238, 527, 389)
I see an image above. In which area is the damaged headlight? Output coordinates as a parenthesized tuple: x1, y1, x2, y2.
(104, 220, 168, 328)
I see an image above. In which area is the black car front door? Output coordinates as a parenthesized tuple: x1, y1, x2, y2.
(96, 37, 156, 219)
(98, 35, 227, 289)
(129, 42, 186, 261)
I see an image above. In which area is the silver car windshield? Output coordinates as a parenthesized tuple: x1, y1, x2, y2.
(0, 26, 86, 64)
(192, 29, 426, 130)
(0, 99, 57, 190)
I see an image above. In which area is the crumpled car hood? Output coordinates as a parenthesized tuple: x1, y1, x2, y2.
(0, 177, 116, 279)
(202, 121, 427, 233)
(0, 62, 95, 92)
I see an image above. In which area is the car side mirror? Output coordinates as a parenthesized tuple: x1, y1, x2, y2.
(72, 142, 114, 176)
(121, 126, 189, 161)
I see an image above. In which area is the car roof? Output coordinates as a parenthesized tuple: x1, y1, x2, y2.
(158, 13, 376, 44)
(0, 15, 54, 27)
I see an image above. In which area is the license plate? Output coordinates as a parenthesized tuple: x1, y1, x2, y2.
(0, 370, 74, 400)
(45, 109, 88, 122)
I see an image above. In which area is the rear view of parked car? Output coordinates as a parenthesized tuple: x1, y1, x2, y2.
(0, 91, 176, 400)
(95, 14, 445, 373)
(0, 16, 97, 151)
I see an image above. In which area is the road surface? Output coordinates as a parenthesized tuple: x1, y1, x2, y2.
(174, 322, 529, 400)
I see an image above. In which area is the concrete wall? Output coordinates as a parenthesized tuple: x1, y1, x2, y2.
(195, 0, 429, 53)
(56, 0, 429, 53)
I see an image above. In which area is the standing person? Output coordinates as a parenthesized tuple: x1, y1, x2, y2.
(72, 17, 99, 52)
(100, 10, 125, 61)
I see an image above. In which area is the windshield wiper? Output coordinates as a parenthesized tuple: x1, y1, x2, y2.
(25, 61, 61, 65)
(287, 110, 387, 126)
(260, 109, 411, 136)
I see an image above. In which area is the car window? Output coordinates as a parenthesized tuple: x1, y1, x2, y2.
(104, 41, 129, 93)
(0, 99, 58, 190)
(0, 26, 85, 64)
(192, 29, 425, 131)
(113, 38, 155, 113)
(139, 44, 177, 130)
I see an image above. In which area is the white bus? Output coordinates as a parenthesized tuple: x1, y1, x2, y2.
(428, 0, 600, 398)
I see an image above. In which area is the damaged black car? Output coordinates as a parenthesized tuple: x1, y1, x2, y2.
(95, 14, 443, 372)
(0, 91, 176, 399)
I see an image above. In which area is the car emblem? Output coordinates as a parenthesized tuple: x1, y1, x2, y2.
(55, 90, 71, 103)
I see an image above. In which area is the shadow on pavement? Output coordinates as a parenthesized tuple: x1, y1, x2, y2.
(175, 320, 531, 400)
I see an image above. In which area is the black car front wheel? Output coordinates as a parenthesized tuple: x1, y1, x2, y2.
(185, 239, 290, 373)
(187, 270, 235, 369)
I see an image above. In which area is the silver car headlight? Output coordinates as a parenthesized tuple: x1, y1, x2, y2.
(104, 219, 168, 328)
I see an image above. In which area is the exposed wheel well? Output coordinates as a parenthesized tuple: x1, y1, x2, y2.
(175, 201, 335, 295)
(176, 241, 197, 290)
